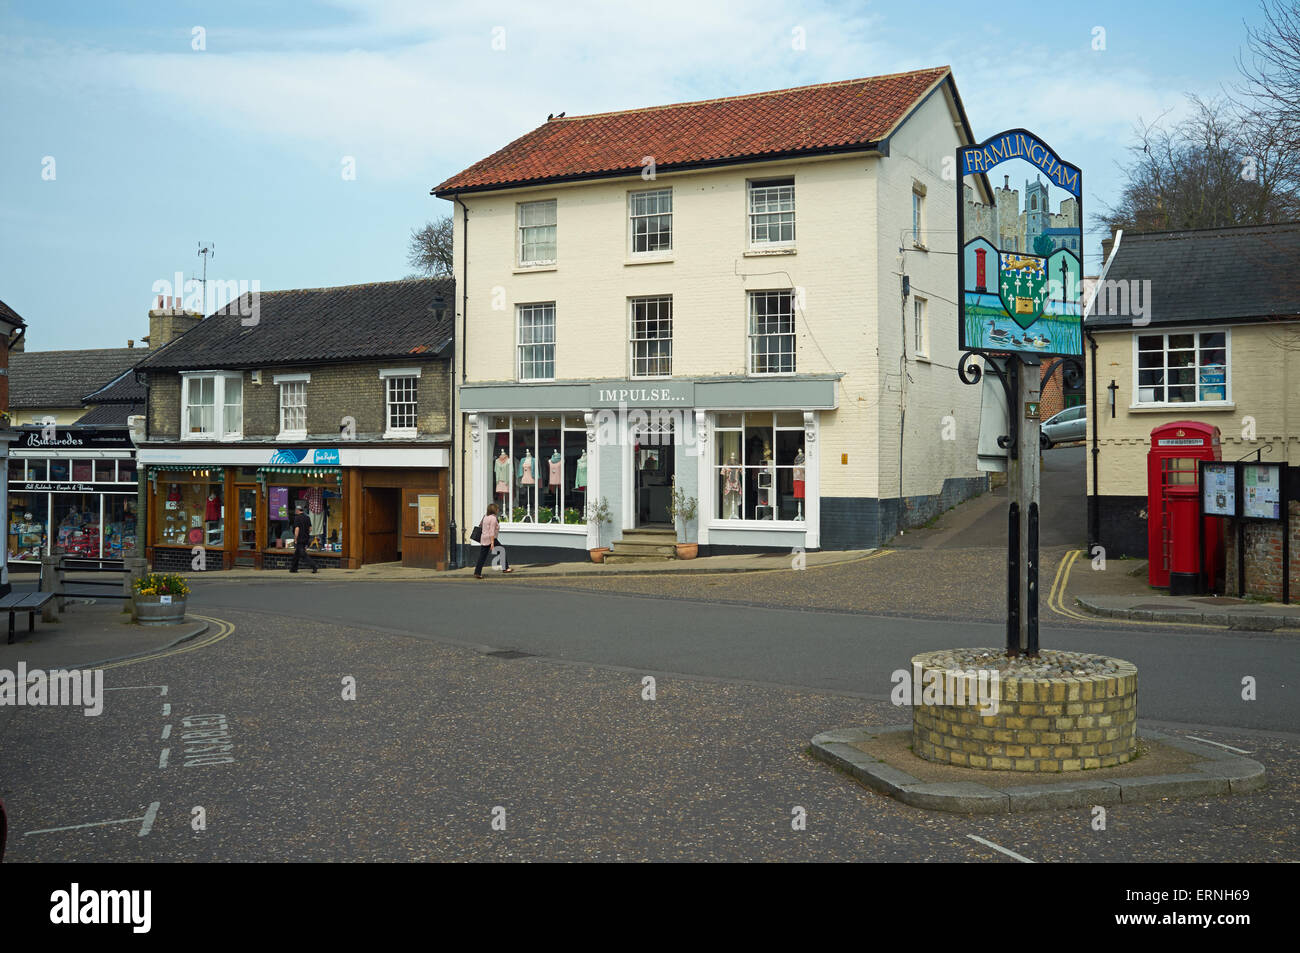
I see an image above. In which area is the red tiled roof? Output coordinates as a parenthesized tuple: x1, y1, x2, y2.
(435, 67, 953, 194)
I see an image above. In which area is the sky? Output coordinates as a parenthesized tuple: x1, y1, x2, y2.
(0, 0, 1274, 350)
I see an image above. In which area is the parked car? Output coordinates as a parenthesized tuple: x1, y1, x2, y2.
(1040, 404, 1087, 449)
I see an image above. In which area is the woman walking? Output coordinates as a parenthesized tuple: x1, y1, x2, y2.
(473, 503, 513, 578)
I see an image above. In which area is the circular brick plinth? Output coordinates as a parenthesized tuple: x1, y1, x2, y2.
(911, 650, 1138, 772)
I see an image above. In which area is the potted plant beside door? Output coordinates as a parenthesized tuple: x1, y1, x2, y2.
(133, 572, 190, 625)
(667, 479, 699, 559)
(585, 497, 613, 563)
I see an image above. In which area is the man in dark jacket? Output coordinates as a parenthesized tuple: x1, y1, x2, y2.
(289, 502, 318, 574)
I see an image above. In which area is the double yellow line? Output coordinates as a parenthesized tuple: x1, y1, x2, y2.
(1046, 550, 1228, 629)
(95, 614, 235, 672)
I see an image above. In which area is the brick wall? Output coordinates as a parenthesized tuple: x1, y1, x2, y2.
(147, 359, 450, 440)
(911, 651, 1139, 772)
(1225, 499, 1300, 600)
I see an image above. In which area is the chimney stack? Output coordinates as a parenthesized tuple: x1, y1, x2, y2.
(147, 294, 202, 349)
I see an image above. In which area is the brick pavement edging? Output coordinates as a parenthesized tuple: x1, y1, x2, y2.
(1075, 595, 1300, 632)
(911, 651, 1138, 772)
(810, 726, 1266, 814)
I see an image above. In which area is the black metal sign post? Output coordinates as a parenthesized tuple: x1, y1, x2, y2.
(955, 129, 1084, 657)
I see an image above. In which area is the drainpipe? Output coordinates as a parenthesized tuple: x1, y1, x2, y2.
(452, 194, 470, 569)
(1085, 229, 1123, 553)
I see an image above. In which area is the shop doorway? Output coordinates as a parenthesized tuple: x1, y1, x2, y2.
(634, 423, 675, 528)
(363, 487, 401, 564)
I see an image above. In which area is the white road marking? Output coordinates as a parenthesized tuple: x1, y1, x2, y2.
(161, 724, 171, 740)
(139, 801, 160, 837)
(967, 834, 1035, 863)
(159, 748, 170, 768)
(26, 804, 159, 837)
(1185, 735, 1251, 755)
(161, 703, 171, 716)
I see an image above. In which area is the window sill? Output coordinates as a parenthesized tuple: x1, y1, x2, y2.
(383, 430, 419, 439)
(277, 432, 307, 442)
(746, 371, 797, 378)
(624, 255, 674, 266)
(743, 247, 796, 257)
(708, 519, 807, 530)
(1127, 402, 1235, 413)
(513, 264, 557, 274)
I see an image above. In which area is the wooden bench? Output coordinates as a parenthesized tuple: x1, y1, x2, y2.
(0, 592, 55, 644)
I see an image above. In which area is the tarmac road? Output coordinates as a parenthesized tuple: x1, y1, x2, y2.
(2, 601, 1296, 863)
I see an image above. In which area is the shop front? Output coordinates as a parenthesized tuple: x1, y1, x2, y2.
(7, 427, 140, 566)
(463, 377, 836, 561)
(137, 446, 449, 571)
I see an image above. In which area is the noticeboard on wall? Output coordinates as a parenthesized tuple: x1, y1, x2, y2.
(1242, 463, 1282, 520)
(1200, 460, 1284, 521)
(1201, 462, 1236, 517)
(417, 494, 440, 535)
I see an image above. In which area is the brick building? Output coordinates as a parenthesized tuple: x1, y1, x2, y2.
(133, 279, 454, 571)
(1086, 223, 1300, 599)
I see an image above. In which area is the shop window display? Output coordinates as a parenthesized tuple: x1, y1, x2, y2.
(102, 496, 138, 558)
(72, 460, 93, 482)
(8, 492, 49, 561)
(267, 483, 344, 551)
(714, 412, 807, 522)
(486, 414, 587, 524)
(156, 482, 224, 547)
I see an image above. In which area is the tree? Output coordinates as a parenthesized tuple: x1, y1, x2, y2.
(1096, 96, 1300, 234)
(1237, 0, 1300, 153)
(407, 216, 454, 277)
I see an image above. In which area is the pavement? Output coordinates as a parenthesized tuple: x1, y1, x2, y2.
(0, 600, 209, 671)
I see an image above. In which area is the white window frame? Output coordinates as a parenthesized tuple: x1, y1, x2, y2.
(628, 188, 673, 256)
(517, 199, 557, 267)
(912, 183, 927, 248)
(913, 296, 928, 359)
(379, 366, 422, 437)
(1131, 329, 1232, 408)
(629, 296, 672, 379)
(517, 303, 556, 382)
(747, 290, 796, 375)
(747, 178, 796, 247)
(181, 371, 244, 440)
(275, 373, 310, 440)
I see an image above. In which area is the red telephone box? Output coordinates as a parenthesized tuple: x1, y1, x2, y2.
(1147, 421, 1223, 593)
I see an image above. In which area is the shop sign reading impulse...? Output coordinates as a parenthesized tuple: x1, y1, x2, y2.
(957, 129, 1084, 357)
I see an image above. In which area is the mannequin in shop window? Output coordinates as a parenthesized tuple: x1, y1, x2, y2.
(721, 452, 742, 519)
(494, 449, 510, 505)
(306, 485, 325, 548)
(793, 448, 806, 520)
(547, 451, 562, 522)
(517, 449, 536, 521)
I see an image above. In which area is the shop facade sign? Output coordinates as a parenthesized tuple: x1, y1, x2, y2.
(16, 428, 134, 450)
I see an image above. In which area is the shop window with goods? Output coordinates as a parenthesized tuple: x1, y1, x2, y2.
(8, 452, 139, 563)
(713, 412, 807, 522)
(486, 414, 587, 525)
(265, 474, 344, 552)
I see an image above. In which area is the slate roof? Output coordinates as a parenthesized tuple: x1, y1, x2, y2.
(9, 348, 148, 408)
(82, 366, 148, 405)
(76, 401, 143, 427)
(434, 67, 955, 195)
(134, 278, 455, 372)
(1090, 222, 1300, 329)
(0, 298, 26, 329)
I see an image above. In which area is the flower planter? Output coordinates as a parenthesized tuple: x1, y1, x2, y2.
(675, 543, 698, 560)
(589, 547, 610, 564)
(135, 597, 188, 626)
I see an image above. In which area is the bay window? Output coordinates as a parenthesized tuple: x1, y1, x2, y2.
(181, 372, 244, 439)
